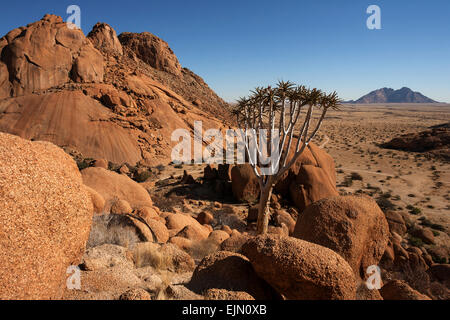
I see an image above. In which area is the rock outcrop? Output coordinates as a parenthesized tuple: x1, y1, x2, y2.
(275, 143, 338, 211)
(230, 143, 338, 211)
(0, 62, 10, 99)
(293, 196, 390, 278)
(242, 235, 356, 300)
(87, 22, 123, 56)
(119, 32, 182, 76)
(0, 133, 93, 299)
(0, 15, 230, 166)
(381, 125, 449, 161)
(1, 14, 103, 96)
(81, 167, 153, 211)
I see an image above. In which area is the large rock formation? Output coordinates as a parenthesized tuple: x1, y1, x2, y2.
(0, 133, 93, 299)
(241, 235, 357, 300)
(0, 62, 10, 99)
(119, 32, 181, 76)
(0, 91, 143, 164)
(293, 196, 390, 278)
(1, 14, 103, 96)
(87, 22, 123, 56)
(0, 15, 231, 166)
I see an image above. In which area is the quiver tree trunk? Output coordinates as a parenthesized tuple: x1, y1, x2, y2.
(257, 186, 273, 234)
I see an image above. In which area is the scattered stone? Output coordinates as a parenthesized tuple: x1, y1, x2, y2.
(81, 244, 134, 271)
(176, 224, 210, 242)
(203, 164, 218, 180)
(181, 170, 195, 184)
(197, 212, 214, 225)
(217, 164, 232, 181)
(111, 199, 133, 215)
(94, 159, 109, 169)
(85, 186, 106, 214)
(146, 219, 170, 244)
(119, 288, 151, 300)
(273, 209, 296, 235)
(410, 227, 435, 245)
(207, 230, 230, 246)
(205, 288, 255, 300)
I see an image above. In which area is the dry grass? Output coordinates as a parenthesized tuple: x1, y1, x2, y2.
(188, 238, 220, 261)
(132, 242, 173, 270)
(154, 271, 174, 300)
(87, 214, 140, 248)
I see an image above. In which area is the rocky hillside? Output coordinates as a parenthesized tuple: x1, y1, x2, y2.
(0, 15, 231, 166)
(348, 87, 438, 104)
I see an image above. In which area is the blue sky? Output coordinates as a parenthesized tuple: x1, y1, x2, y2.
(1, 0, 449, 102)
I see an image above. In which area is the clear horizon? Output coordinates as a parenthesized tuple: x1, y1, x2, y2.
(1, 0, 449, 103)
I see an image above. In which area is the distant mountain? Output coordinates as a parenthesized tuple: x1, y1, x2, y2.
(347, 87, 438, 104)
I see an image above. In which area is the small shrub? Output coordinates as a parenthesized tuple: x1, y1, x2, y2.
(408, 236, 424, 247)
(376, 197, 396, 211)
(342, 177, 353, 187)
(430, 253, 447, 264)
(432, 230, 440, 237)
(419, 218, 446, 231)
(134, 170, 152, 182)
(381, 192, 392, 199)
(408, 207, 422, 215)
(350, 172, 363, 181)
(76, 158, 94, 171)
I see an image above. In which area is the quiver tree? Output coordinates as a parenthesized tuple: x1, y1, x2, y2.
(233, 81, 341, 234)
